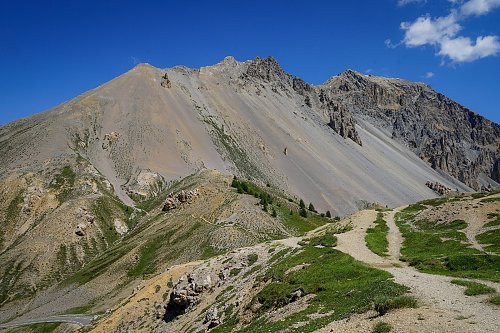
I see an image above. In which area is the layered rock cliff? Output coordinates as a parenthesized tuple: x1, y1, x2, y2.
(324, 69, 500, 189)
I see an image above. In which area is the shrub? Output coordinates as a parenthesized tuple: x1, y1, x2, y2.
(308, 203, 316, 212)
(299, 208, 308, 218)
(372, 321, 392, 333)
(326, 210, 331, 218)
(374, 295, 417, 316)
(272, 208, 277, 217)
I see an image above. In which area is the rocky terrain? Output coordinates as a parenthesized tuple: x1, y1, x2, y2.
(81, 192, 500, 333)
(324, 69, 500, 189)
(0, 56, 499, 332)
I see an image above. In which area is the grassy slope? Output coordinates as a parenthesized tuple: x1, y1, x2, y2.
(396, 196, 500, 282)
(212, 241, 413, 333)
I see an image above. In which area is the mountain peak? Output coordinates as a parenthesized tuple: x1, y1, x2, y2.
(244, 56, 287, 82)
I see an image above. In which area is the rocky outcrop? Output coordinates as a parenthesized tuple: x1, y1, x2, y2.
(204, 307, 220, 329)
(240, 57, 363, 145)
(125, 169, 166, 201)
(325, 69, 500, 189)
(162, 188, 200, 211)
(164, 272, 214, 321)
(161, 73, 171, 88)
(425, 181, 451, 196)
(327, 103, 362, 145)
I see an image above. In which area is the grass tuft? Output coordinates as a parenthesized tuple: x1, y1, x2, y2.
(450, 279, 495, 296)
(372, 321, 392, 333)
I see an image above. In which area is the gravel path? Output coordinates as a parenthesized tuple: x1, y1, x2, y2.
(328, 208, 500, 333)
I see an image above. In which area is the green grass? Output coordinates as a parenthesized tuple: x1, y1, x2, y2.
(396, 211, 500, 281)
(372, 321, 392, 333)
(306, 232, 337, 247)
(5, 323, 62, 333)
(484, 213, 500, 228)
(481, 197, 500, 203)
(201, 243, 224, 260)
(451, 279, 495, 296)
(127, 237, 165, 278)
(489, 294, 500, 305)
(276, 206, 328, 234)
(373, 295, 417, 315)
(49, 165, 76, 202)
(476, 229, 500, 254)
(234, 245, 412, 333)
(365, 212, 389, 256)
(420, 197, 449, 207)
(247, 253, 258, 266)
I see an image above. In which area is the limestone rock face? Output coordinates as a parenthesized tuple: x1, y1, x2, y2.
(324, 69, 500, 189)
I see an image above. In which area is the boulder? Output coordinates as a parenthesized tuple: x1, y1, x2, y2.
(204, 307, 220, 329)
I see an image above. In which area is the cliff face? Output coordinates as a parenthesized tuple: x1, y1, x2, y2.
(324, 69, 500, 189)
(239, 57, 362, 145)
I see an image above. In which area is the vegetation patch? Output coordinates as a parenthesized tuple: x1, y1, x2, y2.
(128, 237, 165, 278)
(489, 294, 500, 305)
(374, 295, 417, 315)
(450, 279, 495, 296)
(420, 197, 448, 207)
(396, 208, 500, 281)
(240, 245, 411, 333)
(305, 232, 337, 247)
(247, 253, 258, 266)
(372, 321, 392, 333)
(480, 197, 500, 203)
(49, 165, 76, 202)
(484, 213, 500, 228)
(365, 212, 389, 256)
(476, 229, 500, 254)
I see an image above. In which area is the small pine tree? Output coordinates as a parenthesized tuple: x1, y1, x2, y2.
(299, 208, 308, 218)
(326, 210, 332, 218)
(299, 199, 305, 209)
(231, 177, 239, 188)
(308, 202, 315, 212)
(271, 208, 277, 217)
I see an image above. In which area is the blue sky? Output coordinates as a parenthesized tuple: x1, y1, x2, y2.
(1, 0, 499, 125)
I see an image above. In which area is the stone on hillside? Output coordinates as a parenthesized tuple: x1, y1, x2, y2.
(204, 307, 220, 329)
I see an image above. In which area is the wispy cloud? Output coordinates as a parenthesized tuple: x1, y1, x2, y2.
(397, 0, 500, 63)
(384, 38, 399, 48)
(398, 0, 427, 7)
(424, 71, 435, 78)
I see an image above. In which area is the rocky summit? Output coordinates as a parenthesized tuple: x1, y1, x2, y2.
(0, 56, 499, 333)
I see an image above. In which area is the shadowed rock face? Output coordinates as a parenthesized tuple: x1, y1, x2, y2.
(324, 69, 500, 189)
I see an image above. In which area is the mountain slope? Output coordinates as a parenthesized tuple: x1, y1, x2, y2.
(0, 56, 478, 216)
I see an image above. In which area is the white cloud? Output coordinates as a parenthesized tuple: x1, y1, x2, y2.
(460, 0, 500, 16)
(398, 0, 427, 6)
(397, 0, 500, 63)
(439, 35, 500, 61)
(424, 71, 435, 78)
(401, 14, 461, 46)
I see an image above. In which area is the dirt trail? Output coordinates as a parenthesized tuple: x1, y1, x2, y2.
(328, 207, 500, 333)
